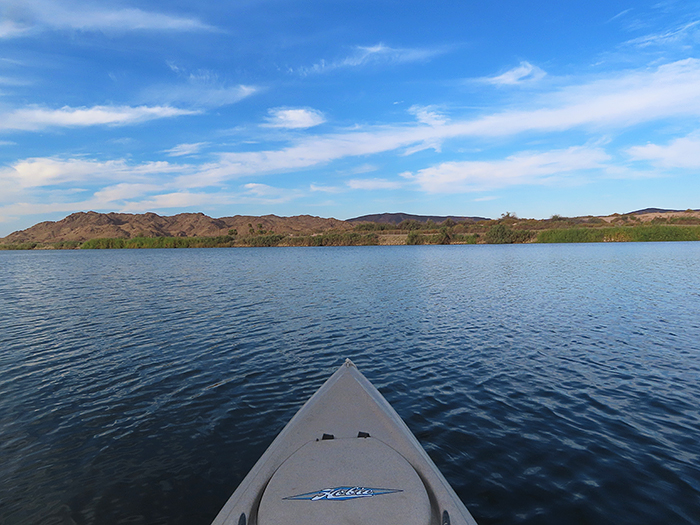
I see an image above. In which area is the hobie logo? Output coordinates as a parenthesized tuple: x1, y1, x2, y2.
(285, 486, 402, 501)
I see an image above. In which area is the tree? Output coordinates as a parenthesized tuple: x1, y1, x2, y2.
(437, 226, 452, 244)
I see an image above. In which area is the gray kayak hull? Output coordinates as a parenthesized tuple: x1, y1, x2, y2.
(212, 359, 478, 525)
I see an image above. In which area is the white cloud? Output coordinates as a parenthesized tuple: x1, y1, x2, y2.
(627, 133, 700, 168)
(164, 142, 208, 157)
(402, 146, 610, 193)
(0, 184, 228, 221)
(347, 178, 403, 190)
(242, 183, 281, 196)
(119, 192, 225, 212)
(263, 108, 326, 129)
(480, 61, 546, 86)
(299, 43, 446, 74)
(240, 183, 300, 203)
(1, 157, 183, 188)
(93, 183, 160, 203)
(342, 164, 378, 175)
(0, 0, 215, 38)
(408, 105, 448, 126)
(0, 105, 198, 131)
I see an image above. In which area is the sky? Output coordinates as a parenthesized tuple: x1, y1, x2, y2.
(1, 0, 700, 236)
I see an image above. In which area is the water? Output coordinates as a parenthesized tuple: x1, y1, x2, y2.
(1, 243, 699, 524)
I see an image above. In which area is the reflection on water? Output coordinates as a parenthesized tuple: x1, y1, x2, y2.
(1, 243, 699, 524)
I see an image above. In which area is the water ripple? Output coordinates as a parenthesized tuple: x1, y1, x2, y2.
(1, 244, 700, 524)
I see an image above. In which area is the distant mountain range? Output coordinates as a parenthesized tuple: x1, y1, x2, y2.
(628, 208, 698, 214)
(2, 209, 699, 244)
(1, 211, 349, 244)
(346, 212, 489, 224)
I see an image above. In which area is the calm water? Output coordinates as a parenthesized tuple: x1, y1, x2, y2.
(1, 244, 699, 525)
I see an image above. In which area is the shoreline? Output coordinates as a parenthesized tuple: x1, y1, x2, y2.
(3, 223, 700, 250)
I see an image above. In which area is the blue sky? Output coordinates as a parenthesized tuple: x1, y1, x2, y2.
(1, 0, 700, 236)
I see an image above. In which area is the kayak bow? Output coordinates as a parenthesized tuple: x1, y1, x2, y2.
(212, 359, 478, 525)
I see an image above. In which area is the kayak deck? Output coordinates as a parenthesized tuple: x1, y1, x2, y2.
(212, 359, 478, 525)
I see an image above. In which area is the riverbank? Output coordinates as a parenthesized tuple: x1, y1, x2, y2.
(3, 223, 700, 249)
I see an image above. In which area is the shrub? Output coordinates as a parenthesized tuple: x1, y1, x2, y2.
(485, 224, 534, 244)
(436, 226, 452, 245)
(354, 222, 392, 231)
(399, 220, 424, 231)
(406, 231, 424, 245)
(287, 232, 378, 246)
(0, 242, 39, 250)
(243, 234, 286, 247)
(452, 233, 479, 244)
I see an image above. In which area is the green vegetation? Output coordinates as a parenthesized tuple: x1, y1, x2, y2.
(406, 231, 424, 245)
(82, 235, 237, 249)
(484, 224, 535, 244)
(353, 222, 394, 231)
(286, 232, 379, 246)
(0, 242, 40, 250)
(242, 234, 286, 247)
(452, 233, 479, 244)
(78, 232, 379, 249)
(0, 240, 82, 250)
(537, 225, 700, 243)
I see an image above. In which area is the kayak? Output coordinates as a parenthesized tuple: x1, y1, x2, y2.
(212, 358, 478, 525)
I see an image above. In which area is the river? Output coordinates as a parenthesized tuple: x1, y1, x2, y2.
(1, 243, 699, 524)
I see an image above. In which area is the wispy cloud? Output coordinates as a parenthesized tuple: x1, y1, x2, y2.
(310, 183, 344, 193)
(0, 0, 215, 38)
(263, 108, 326, 129)
(478, 61, 546, 86)
(625, 20, 700, 47)
(606, 8, 634, 24)
(402, 146, 610, 193)
(459, 58, 700, 135)
(347, 178, 403, 190)
(164, 142, 208, 157)
(0, 105, 198, 131)
(627, 133, 700, 168)
(142, 69, 257, 108)
(298, 43, 446, 75)
(0, 75, 30, 86)
(174, 58, 700, 187)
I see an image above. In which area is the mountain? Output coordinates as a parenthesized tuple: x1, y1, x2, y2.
(346, 212, 489, 224)
(1, 211, 349, 244)
(628, 208, 699, 215)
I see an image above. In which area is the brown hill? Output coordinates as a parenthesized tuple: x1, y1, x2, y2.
(1, 211, 350, 244)
(346, 212, 489, 224)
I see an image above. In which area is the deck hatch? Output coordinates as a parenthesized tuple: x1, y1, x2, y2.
(258, 437, 431, 525)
